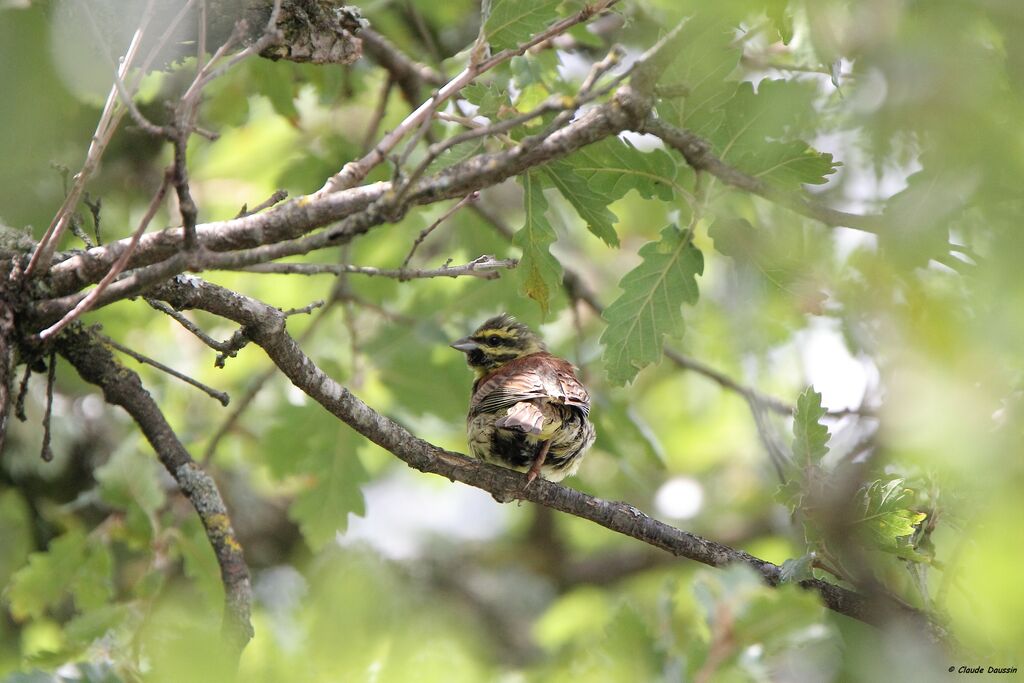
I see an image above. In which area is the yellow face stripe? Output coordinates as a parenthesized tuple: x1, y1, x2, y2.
(474, 328, 518, 338)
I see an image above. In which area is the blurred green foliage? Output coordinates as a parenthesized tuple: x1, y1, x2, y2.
(2, 0, 1024, 680)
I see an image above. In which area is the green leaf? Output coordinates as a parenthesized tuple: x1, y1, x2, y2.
(266, 404, 369, 551)
(513, 173, 563, 316)
(791, 387, 830, 465)
(655, 15, 741, 137)
(249, 59, 298, 119)
(425, 140, 486, 174)
(0, 490, 33, 589)
(483, 0, 561, 52)
(289, 447, 369, 551)
(462, 82, 510, 119)
(542, 164, 619, 246)
(879, 165, 961, 269)
(779, 553, 816, 583)
(176, 518, 224, 610)
(710, 80, 839, 188)
(544, 135, 679, 249)
(545, 137, 678, 247)
(7, 530, 112, 620)
(856, 479, 928, 556)
(95, 446, 166, 517)
(573, 137, 677, 202)
(64, 604, 128, 648)
(600, 225, 703, 385)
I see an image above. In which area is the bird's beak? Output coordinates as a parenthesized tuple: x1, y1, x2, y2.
(450, 337, 478, 353)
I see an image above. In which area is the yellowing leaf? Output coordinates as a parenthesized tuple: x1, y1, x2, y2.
(513, 173, 563, 316)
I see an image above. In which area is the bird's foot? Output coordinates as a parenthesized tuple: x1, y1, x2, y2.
(523, 440, 551, 489)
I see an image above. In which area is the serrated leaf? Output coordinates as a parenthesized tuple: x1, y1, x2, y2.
(70, 544, 114, 612)
(7, 530, 112, 620)
(484, 0, 561, 52)
(513, 173, 563, 316)
(601, 225, 703, 385)
(779, 553, 816, 583)
(792, 387, 830, 465)
(575, 137, 678, 202)
(289, 446, 369, 551)
(545, 137, 680, 248)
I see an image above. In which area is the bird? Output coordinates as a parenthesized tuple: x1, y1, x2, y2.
(450, 313, 595, 485)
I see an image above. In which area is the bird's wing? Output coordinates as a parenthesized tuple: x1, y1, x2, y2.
(472, 354, 591, 417)
(493, 401, 547, 435)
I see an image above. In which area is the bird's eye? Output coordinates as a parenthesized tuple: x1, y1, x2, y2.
(487, 335, 502, 346)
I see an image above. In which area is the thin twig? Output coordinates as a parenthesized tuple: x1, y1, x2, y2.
(84, 195, 103, 246)
(38, 170, 172, 341)
(239, 255, 517, 280)
(316, 0, 620, 196)
(101, 333, 230, 406)
(14, 363, 32, 422)
(145, 297, 235, 353)
(180, 0, 283, 108)
(40, 352, 56, 462)
(23, 0, 158, 278)
(69, 215, 95, 250)
(362, 77, 394, 154)
(399, 192, 479, 272)
(282, 300, 325, 317)
(235, 190, 289, 218)
(198, 0, 208, 70)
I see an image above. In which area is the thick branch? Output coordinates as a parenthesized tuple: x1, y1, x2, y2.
(36, 85, 644, 322)
(55, 325, 252, 656)
(151, 276, 950, 644)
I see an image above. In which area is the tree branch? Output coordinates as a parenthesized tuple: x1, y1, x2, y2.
(150, 275, 950, 645)
(238, 255, 516, 280)
(55, 325, 252, 657)
(642, 116, 883, 233)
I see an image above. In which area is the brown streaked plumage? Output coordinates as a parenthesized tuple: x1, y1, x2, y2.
(451, 314, 595, 484)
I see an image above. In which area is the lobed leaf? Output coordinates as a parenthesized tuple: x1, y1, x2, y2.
(545, 137, 678, 247)
(289, 446, 369, 551)
(856, 478, 928, 556)
(601, 225, 703, 385)
(7, 530, 113, 621)
(267, 405, 369, 551)
(791, 387, 830, 465)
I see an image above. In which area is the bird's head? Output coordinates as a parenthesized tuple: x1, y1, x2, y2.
(450, 313, 546, 377)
